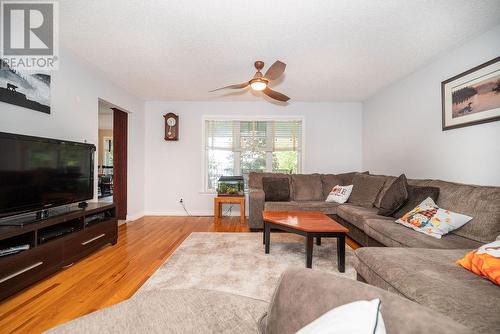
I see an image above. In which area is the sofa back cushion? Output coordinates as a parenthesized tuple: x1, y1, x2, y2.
(265, 268, 471, 334)
(292, 174, 323, 201)
(248, 172, 291, 190)
(321, 175, 345, 200)
(262, 177, 290, 202)
(392, 184, 440, 219)
(377, 174, 409, 216)
(348, 174, 387, 208)
(408, 179, 500, 243)
(321, 172, 365, 199)
(374, 176, 397, 208)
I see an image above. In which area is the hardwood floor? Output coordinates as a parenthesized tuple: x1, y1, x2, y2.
(0, 216, 358, 334)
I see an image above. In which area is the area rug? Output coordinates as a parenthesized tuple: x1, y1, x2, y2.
(138, 232, 356, 301)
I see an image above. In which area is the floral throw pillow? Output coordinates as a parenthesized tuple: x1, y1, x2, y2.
(395, 197, 472, 239)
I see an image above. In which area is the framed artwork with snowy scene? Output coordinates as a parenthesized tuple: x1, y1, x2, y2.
(0, 59, 51, 114)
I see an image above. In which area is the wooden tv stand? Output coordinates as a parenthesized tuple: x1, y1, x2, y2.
(0, 202, 117, 301)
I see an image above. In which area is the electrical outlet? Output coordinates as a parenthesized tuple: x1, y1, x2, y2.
(179, 198, 183, 203)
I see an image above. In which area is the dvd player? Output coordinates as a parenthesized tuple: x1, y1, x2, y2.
(38, 226, 76, 243)
(84, 213, 106, 227)
(0, 244, 30, 257)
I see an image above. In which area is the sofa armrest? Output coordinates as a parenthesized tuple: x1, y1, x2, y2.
(249, 189, 265, 229)
(264, 268, 470, 334)
(248, 189, 266, 229)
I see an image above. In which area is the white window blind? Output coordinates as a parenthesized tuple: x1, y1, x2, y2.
(204, 119, 303, 191)
(206, 120, 234, 150)
(272, 121, 301, 151)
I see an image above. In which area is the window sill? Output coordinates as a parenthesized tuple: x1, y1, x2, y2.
(199, 191, 217, 195)
(199, 190, 249, 196)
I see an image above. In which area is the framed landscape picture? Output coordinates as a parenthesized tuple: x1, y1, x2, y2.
(442, 56, 500, 130)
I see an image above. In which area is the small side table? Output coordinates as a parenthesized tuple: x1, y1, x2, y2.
(214, 196, 245, 224)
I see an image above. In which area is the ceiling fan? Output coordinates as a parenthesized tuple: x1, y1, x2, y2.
(209, 60, 290, 102)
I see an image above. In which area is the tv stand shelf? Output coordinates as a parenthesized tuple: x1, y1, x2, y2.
(0, 202, 117, 301)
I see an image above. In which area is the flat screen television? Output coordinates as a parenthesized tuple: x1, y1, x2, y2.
(0, 132, 95, 219)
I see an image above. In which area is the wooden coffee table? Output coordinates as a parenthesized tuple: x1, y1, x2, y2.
(263, 211, 349, 272)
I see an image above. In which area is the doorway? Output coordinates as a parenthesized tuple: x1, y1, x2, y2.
(98, 100, 128, 220)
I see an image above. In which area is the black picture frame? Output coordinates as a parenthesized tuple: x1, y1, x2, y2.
(441, 56, 500, 131)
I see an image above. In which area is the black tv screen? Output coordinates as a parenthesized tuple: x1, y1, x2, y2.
(0, 132, 95, 218)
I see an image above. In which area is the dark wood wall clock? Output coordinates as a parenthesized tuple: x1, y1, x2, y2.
(163, 113, 179, 141)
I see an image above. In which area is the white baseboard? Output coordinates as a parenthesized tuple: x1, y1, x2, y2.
(118, 219, 128, 226)
(143, 211, 213, 216)
(143, 211, 245, 217)
(126, 212, 145, 222)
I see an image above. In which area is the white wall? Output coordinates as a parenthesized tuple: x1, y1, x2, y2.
(0, 47, 146, 220)
(98, 112, 113, 130)
(5, 27, 497, 222)
(144, 101, 362, 215)
(363, 25, 500, 186)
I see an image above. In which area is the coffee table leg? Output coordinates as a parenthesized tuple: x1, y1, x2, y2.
(305, 235, 313, 268)
(263, 225, 265, 244)
(316, 237, 321, 246)
(264, 222, 270, 254)
(337, 234, 345, 273)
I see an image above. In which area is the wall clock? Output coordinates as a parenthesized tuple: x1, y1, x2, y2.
(163, 113, 179, 141)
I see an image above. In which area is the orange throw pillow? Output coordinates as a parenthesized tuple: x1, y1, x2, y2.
(457, 241, 500, 286)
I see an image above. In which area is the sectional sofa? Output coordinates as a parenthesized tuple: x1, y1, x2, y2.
(48, 269, 471, 334)
(248, 171, 500, 333)
(46, 172, 498, 333)
(249, 172, 498, 248)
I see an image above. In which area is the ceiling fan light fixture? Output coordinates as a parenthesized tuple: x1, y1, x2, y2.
(250, 78, 267, 91)
(210, 60, 289, 102)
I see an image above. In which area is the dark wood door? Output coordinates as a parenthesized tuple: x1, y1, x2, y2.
(112, 108, 128, 220)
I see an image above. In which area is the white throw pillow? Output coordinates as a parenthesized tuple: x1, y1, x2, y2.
(297, 298, 386, 334)
(325, 185, 353, 204)
(476, 240, 500, 257)
(395, 197, 473, 239)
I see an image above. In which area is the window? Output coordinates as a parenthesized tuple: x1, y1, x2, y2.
(204, 118, 303, 191)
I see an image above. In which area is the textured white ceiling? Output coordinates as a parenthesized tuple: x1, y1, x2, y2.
(60, 0, 500, 102)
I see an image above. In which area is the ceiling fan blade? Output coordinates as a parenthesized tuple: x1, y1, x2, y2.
(264, 61, 286, 80)
(262, 87, 290, 102)
(209, 81, 249, 92)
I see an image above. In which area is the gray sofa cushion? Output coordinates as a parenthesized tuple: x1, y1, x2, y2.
(262, 177, 290, 202)
(373, 175, 397, 208)
(377, 174, 408, 216)
(265, 268, 471, 334)
(320, 172, 361, 199)
(249, 172, 291, 190)
(392, 184, 440, 219)
(264, 201, 340, 215)
(420, 180, 500, 244)
(336, 204, 388, 230)
(47, 289, 268, 334)
(291, 174, 323, 201)
(320, 174, 344, 199)
(354, 247, 500, 334)
(348, 174, 387, 208)
(364, 218, 482, 249)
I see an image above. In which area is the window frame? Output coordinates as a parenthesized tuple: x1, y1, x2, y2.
(201, 115, 306, 193)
